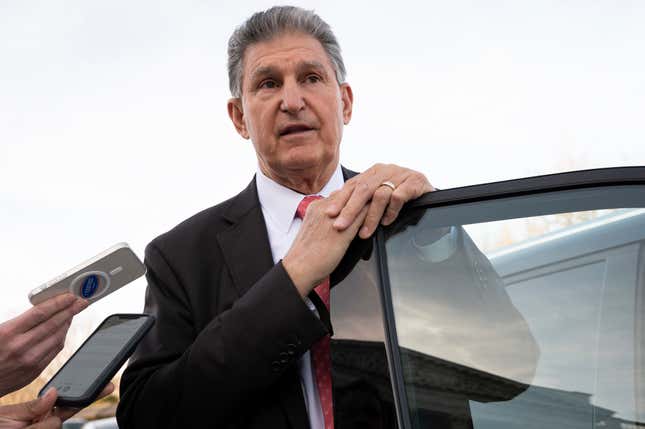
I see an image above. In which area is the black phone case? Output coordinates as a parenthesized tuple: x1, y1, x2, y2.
(39, 313, 155, 407)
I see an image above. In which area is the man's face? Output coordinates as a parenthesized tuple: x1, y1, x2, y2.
(228, 32, 353, 186)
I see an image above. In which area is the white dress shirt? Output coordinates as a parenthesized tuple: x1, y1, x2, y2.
(256, 163, 344, 429)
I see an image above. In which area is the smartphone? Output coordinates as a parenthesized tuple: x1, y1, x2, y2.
(39, 313, 155, 407)
(28, 243, 146, 305)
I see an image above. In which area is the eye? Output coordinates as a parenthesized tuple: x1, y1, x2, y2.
(258, 79, 279, 89)
(305, 74, 322, 84)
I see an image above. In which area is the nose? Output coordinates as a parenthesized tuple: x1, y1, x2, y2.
(279, 79, 305, 114)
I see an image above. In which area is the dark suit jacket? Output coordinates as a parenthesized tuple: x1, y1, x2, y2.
(117, 169, 358, 429)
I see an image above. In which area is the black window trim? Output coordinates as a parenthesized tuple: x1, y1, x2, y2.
(374, 165, 645, 429)
(408, 166, 645, 210)
(375, 226, 414, 429)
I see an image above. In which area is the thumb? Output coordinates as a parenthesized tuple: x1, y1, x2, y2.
(12, 388, 58, 421)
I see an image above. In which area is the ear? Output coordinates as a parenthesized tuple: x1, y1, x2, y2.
(227, 97, 250, 139)
(340, 83, 353, 125)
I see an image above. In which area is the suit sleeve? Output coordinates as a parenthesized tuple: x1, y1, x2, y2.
(116, 241, 328, 428)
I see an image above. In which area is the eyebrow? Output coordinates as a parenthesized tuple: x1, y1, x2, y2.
(250, 66, 278, 83)
(249, 60, 330, 83)
(296, 61, 329, 78)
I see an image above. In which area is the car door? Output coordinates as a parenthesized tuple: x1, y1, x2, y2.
(372, 167, 645, 429)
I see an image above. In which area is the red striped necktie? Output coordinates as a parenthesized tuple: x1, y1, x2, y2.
(295, 195, 334, 429)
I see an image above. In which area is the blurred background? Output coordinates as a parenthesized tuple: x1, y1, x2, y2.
(1, 0, 644, 416)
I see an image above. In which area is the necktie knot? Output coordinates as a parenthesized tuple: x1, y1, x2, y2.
(295, 195, 323, 220)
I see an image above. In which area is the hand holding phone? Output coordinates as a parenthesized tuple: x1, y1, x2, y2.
(39, 314, 154, 407)
(0, 387, 68, 428)
(1, 383, 115, 427)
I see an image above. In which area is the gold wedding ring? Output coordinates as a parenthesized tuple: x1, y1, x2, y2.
(379, 180, 396, 191)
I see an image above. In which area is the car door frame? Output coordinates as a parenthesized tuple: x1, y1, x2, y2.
(373, 166, 645, 429)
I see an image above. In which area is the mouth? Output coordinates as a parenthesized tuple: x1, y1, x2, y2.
(278, 124, 316, 137)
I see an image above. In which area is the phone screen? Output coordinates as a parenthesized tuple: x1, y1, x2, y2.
(47, 316, 149, 398)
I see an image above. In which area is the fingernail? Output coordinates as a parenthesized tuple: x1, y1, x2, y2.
(76, 299, 90, 311)
(61, 294, 76, 305)
(360, 226, 370, 237)
(333, 218, 346, 229)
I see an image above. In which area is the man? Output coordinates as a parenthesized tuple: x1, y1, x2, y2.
(117, 6, 433, 428)
(0, 294, 114, 428)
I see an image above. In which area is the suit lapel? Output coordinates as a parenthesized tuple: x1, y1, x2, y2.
(216, 178, 275, 298)
(341, 165, 358, 181)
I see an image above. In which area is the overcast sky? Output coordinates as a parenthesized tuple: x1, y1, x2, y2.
(1, 0, 644, 407)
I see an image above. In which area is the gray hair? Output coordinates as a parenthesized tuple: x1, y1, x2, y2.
(227, 6, 346, 97)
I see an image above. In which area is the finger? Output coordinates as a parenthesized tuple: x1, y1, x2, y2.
(332, 181, 373, 230)
(6, 300, 80, 374)
(346, 204, 370, 238)
(34, 335, 68, 374)
(358, 186, 392, 239)
(324, 184, 353, 217)
(330, 165, 427, 229)
(27, 416, 62, 429)
(70, 298, 90, 315)
(331, 165, 396, 229)
(21, 302, 79, 349)
(381, 188, 408, 226)
(382, 175, 433, 225)
(97, 382, 115, 400)
(17, 322, 69, 374)
(9, 294, 77, 334)
(9, 388, 58, 420)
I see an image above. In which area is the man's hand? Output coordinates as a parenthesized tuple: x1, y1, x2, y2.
(0, 384, 114, 429)
(325, 163, 434, 239)
(0, 294, 88, 397)
(0, 388, 61, 429)
(283, 198, 369, 297)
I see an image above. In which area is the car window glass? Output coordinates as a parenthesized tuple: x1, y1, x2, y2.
(330, 240, 398, 428)
(382, 185, 645, 428)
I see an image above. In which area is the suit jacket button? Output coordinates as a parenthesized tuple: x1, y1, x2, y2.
(272, 361, 281, 372)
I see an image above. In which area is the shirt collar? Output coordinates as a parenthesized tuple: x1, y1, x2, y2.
(256, 163, 345, 234)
